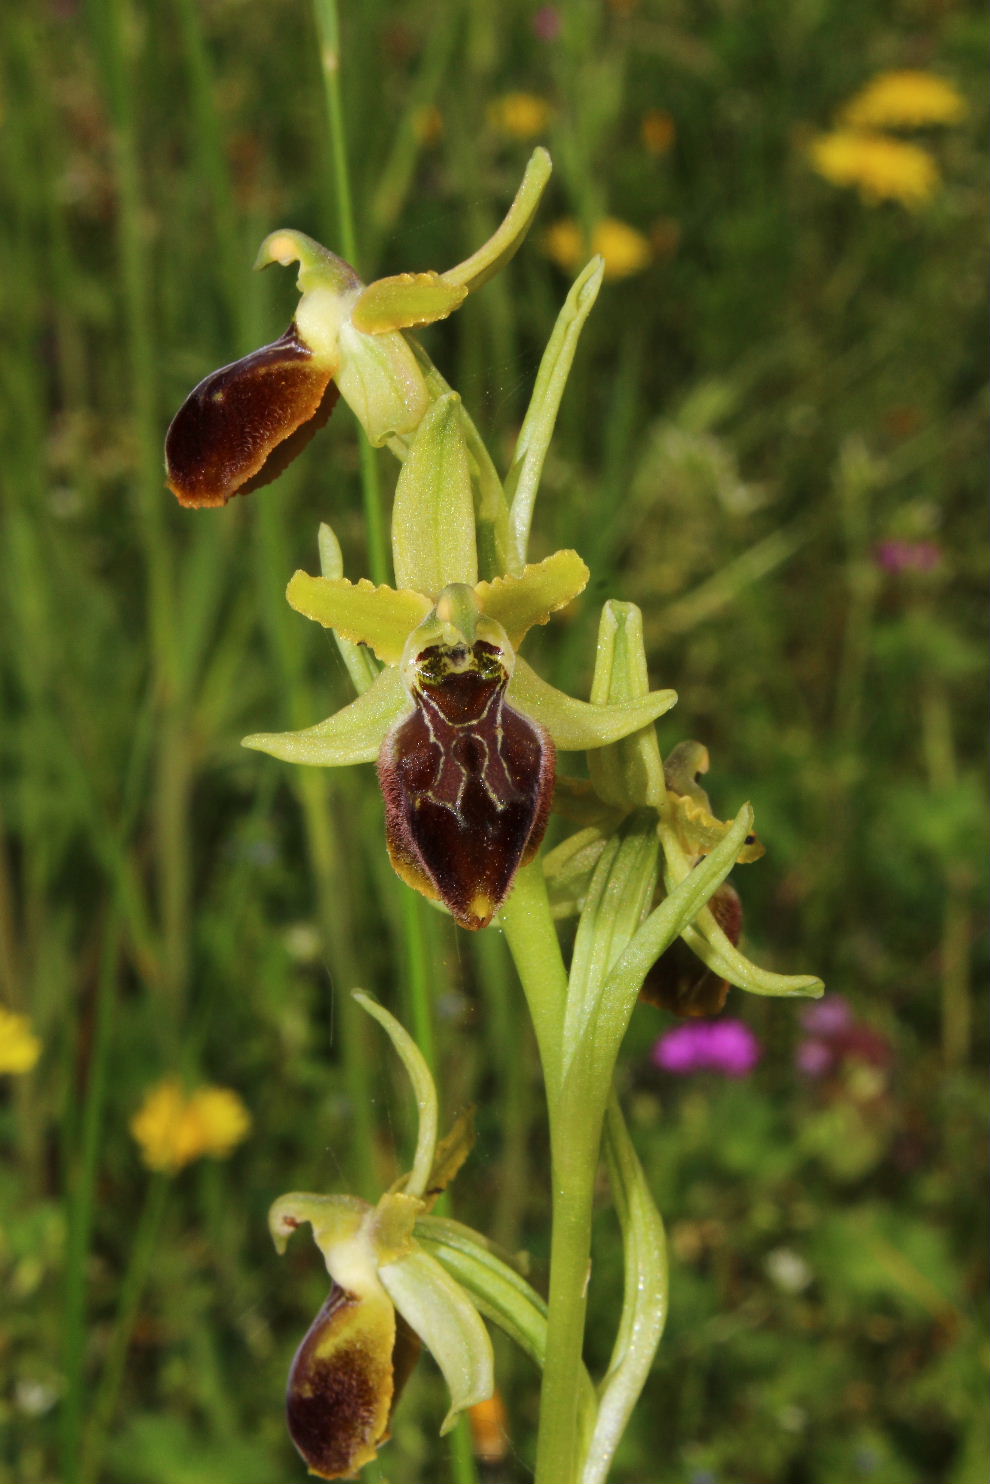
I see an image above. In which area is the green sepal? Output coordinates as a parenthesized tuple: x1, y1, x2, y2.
(659, 822, 824, 999)
(392, 393, 477, 597)
(287, 571, 430, 664)
(354, 992, 438, 1201)
(352, 272, 468, 333)
(475, 549, 589, 648)
(317, 523, 381, 695)
(509, 658, 677, 752)
(442, 147, 552, 294)
(587, 601, 666, 811)
(378, 1248, 494, 1434)
(582, 1099, 668, 1484)
(415, 1215, 597, 1449)
(506, 256, 605, 571)
(242, 665, 408, 766)
(335, 315, 431, 445)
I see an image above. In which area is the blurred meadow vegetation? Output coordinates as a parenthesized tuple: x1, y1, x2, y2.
(1, 1, 987, 1481)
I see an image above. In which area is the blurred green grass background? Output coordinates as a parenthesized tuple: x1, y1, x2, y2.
(1, 1, 987, 1481)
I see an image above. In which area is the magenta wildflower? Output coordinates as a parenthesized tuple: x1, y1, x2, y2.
(796, 996, 892, 1078)
(873, 539, 942, 573)
(651, 1019, 761, 1078)
(533, 6, 561, 41)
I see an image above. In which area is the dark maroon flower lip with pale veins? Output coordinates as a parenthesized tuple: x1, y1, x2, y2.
(379, 640, 555, 931)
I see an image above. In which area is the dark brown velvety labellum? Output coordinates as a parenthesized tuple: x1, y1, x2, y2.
(379, 640, 554, 930)
(286, 1281, 398, 1480)
(640, 880, 742, 1017)
(165, 324, 337, 507)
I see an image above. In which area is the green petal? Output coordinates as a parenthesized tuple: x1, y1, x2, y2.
(441, 147, 552, 294)
(392, 393, 477, 596)
(587, 601, 666, 811)
(475, 549, 589, 647)
(506, 256, 604, 571)
(379, 1248, 494, 1434)
(508, 658, 677, 751)
(317, 523, 381, 695)
(242, 667, 408, 766)
(287, 571, 430, 664)
(352, 272, 468, 333)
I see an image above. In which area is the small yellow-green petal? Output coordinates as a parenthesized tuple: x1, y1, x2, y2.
(442, 147, 553, 293)
(242, 667, 408, 767)
(392, 393, 477, 596)
(352, 272, 468, 334)
(287, 572, 430, 664)
(508, 658, 677, 752)
(379, 1248, 494, 1434)
(475, 549, 589, 647)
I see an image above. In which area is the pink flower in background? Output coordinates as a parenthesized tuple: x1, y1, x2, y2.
(652, 1019, 761, 1078)
(796, 995, 892, 1078)
(533, 6, 561, 41)
(873, 539, 942, 573)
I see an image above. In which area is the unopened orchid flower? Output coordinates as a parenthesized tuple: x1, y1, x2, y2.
(165, 150, 552, 506)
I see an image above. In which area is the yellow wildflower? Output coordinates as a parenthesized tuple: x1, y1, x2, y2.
(0, 1007, 41, 1075)
(840, 71, 966, 130)
(809, 130, 939, 207)
(487, 92, 554, 141)
(642, 108, 676, 156)
(543, 216, 653, 280)
(131, 1078, 251, 1173)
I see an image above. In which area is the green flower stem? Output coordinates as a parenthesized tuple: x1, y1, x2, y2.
(311, 0, 388, 586)
(501, 863, 604, 1484)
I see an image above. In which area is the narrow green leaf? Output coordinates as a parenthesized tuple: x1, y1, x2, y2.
(242, 665, 407, 766)
(506, 256, 605, 570)
(581, 1098, 667, 1484)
